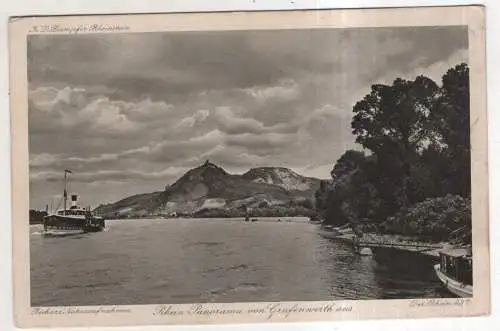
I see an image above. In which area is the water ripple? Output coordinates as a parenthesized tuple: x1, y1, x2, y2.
(30, 218, 450, 306)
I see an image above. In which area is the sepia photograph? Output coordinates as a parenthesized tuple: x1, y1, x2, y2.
(9, 5, 489, 328)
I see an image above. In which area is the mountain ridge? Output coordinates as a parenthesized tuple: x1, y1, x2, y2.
(94, 161, 321, 218)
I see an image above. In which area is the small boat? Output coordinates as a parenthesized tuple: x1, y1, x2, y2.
(42, 170, 105, 234)
(434, 247, 473, 298)
(357, 247, 373, 256)
(318, 223, 355, 241)
(318, 225, 339, 238)
(309, 216, 322, 224)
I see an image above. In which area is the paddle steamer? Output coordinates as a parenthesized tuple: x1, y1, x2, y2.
(42, 170, 105, 234)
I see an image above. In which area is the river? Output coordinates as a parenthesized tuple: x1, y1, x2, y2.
(30, 217, 450, 306)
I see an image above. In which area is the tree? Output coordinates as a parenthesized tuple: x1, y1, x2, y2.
(300, 199, 314, 209)
(409, 142, 451, 200)
(431, 63, 470, 197)
(316, 63, 471, 238)
(330, 150, 366, 179)
(351, 76, 439, 208)
(315, 150, 383, 226)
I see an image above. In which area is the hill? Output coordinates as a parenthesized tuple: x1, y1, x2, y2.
(242, 167, 320, 195)
(93, 191, 164, 218)
(94, 161, 320, 218)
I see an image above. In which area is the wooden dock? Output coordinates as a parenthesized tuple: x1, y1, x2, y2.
(352, 234, 448, 258)
(319, 229, 452, 259)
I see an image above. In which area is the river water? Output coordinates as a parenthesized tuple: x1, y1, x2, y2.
(30, 217, 449, 306)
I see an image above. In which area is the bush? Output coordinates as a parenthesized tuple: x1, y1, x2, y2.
(382, 194, 471, 242)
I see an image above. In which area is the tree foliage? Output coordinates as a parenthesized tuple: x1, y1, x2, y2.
(352, 76, 439, 208)
(315, 63, 471, 242)
(431, 63, 471, 197)
(381, 195, 471, 243)
(330, 150, 366, 180)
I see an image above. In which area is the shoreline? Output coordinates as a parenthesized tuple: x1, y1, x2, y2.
(102, 216, 310, 222)
(360, 233, 451, 258)
(319, 227, 456, 259)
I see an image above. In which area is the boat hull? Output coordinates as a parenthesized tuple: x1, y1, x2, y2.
(43, 228, 85, 236)
(318, 230, 341, 239)
(372, 245, 439, 264)
(434, 264, 473, 298)
(43, 215, 105, 233)
(318, 230, 355, 243)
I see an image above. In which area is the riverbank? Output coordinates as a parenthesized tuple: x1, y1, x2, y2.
(100, 216, 310, 222)
(359, 233, 453, 258)
(319, 227, 455, 259)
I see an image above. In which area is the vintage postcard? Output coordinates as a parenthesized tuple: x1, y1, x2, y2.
(9, 5, 489, 328)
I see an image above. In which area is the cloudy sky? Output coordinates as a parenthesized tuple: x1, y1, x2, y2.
(28, 26, 468, 209)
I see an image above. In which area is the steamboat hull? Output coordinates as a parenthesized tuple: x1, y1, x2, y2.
(43, 215, 105, 233)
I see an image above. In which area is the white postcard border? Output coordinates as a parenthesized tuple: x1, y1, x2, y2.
(9, 6, 489, 328)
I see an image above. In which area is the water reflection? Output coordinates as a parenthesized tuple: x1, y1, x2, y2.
(315, 238, 382, 299)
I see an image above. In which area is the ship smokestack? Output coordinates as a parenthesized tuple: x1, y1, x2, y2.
(71, 194, 78, 207)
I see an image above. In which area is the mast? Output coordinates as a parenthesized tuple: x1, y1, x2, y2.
(64, 169, 72, 211)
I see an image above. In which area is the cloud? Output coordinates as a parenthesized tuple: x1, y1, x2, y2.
(174, 109, 210, 129)
(28, 85, 187, 159)
(198, 145, 271, 170)
(28, 27, 466, 103)
(146, 130, 225, 164)
(213, 107, 268, 135)
(242, 79, 300, 102)
(412, 48, 468, 84)
(29, 86, 176, 137)
(27, 26, 469, 209)
(211, 106, 300, 136)
(300, 104, 349, 136)
(225, 132, 294, 152)
(31, 167, 188, 184)
(31, 86, 174, 129)
(29, 146, 149, 170)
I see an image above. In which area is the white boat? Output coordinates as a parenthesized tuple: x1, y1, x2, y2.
(434, 247, 473, 298)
